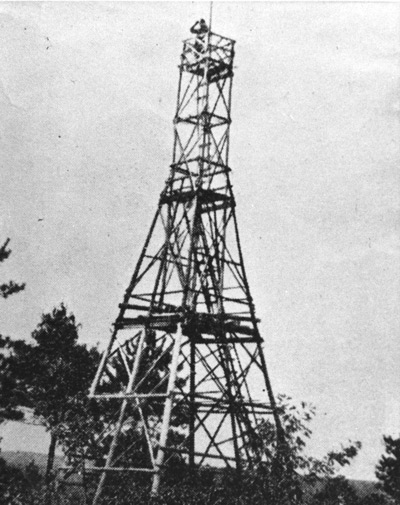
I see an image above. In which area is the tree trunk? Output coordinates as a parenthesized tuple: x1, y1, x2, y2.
(46, 431, 57, 481)
(45, 431, 57, 504)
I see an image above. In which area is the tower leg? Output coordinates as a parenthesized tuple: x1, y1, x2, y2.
(92, 331, 146, 505)
(188, 339, 196, 472)
(151, 325, 183, 495)
(257, 341, 285, 444)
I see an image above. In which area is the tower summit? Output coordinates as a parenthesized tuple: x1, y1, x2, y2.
(75, 20, 283, 503)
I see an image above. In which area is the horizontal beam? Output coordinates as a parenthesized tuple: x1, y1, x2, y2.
(160, 446, 237, 462)
(119, 303, 150, 312)
(89, 393, 168, 400)
(175, 114, 231, 128)
(160, 188, 232, 206)
(196, 409, 272, 415)
(60, 466, 156, 473)
(193, 337, 260, 344)
(182, 31, 236, 46)
(114, 311, 260, 339)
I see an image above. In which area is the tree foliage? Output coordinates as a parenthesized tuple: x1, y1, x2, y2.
(0, 335, 27, 422)
(2, 304, 100, 483)
(0, 238, 25, 299)
(376, 435, 400, 502)
(0, 458, 43, 505)
(19, 304, 98, 428)
(311, 476, 359, 505)
(241, 394, 362, 503)
(0, 238, 26, 422)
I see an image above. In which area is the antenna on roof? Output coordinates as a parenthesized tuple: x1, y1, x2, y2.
(209, 1, 213, 32)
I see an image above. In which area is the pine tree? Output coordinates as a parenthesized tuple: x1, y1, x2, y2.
(4, 303, 99, 495)
(0, 238, 26, 422)
(0, 238, 25, 299)
(376, 435, 400, 502)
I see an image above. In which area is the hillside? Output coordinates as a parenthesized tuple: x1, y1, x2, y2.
(0, 450, 64, 473)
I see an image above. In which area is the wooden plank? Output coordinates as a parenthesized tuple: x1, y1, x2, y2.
(61, 467, 157, 473)
(90, 393, 168, 400)
(160, 446, 236, 462)
(119, 303, 150, 311)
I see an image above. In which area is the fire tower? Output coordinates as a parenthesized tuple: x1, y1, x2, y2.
(80, 20, 283, 503)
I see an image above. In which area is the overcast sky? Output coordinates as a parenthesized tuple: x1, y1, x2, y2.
(0, 1, 399, 481)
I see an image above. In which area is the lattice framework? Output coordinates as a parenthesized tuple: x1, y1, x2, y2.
(60, 24, 283, 505)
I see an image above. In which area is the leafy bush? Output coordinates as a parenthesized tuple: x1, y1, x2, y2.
(376, 435, 400, 502)
(0, 457, 43, 505)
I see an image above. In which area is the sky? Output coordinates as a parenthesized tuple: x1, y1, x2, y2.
(0, 1, 399, 481)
